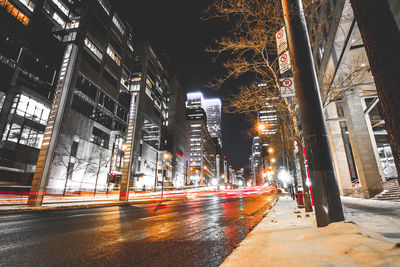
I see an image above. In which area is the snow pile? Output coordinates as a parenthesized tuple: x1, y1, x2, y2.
(222, 196, 400, 266)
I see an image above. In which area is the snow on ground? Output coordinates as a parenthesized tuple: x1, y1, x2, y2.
(341, 196, 400, 243)
(222, 195, 400, 267)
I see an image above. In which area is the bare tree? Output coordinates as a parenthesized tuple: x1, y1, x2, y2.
(52, 136, 86, 196)
(86, 145, 110, 196)
(204, 0, 319, 211)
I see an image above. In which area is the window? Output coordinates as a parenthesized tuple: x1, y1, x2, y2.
(98, 91, 115, 112)
(2, 122, 43, 148)
(112, 15, 125, 35)
(63, 31, 76, 42)
(94, 107, 113, 129)
(52, 11, 65, 27)
(70, 141, 78, 157)
(84, 37, 103, 60)
(116, 105, 128, 122)
(91, 127, 109, 149)
(97, 0, 110, 15)
(0, 91, 6, 112)
(51, 0, 69, 16)
(66, 19, 79, 29)
(17, 0, 35, 12)
(71, 94, 94, 118)
(1, 0, 30, 26)
(2, 122, 21, 142)
(10, 94, 50, 125)
(106, 45, 121, 66)
(76, 74, 97, 100)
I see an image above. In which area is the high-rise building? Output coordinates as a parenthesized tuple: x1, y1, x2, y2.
(0, 0, 186, 200)
(249, 136, 261, 186)
(184, 92, 216, 185)
(204, 98, 222, 146)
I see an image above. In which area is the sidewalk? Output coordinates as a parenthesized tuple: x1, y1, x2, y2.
(222, 195, 400, 266)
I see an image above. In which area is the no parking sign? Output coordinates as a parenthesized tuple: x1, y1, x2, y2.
(280, 77, 296, 97)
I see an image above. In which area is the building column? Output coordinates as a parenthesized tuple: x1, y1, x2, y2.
(325, 103, 353, 195)
(343, 90, 383, 198)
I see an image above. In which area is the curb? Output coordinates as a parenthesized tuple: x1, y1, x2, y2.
(0, 198, 177, 215)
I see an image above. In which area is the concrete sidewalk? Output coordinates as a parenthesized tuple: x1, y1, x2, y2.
(222, 195, 400, 266)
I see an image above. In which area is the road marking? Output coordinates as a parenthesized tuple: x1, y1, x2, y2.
(140, 212, 178, 220)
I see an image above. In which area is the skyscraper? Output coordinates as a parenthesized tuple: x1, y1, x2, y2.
(204, 98, 222, 146)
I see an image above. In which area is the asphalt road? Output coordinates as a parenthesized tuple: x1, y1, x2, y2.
(0, 192, 275, 267)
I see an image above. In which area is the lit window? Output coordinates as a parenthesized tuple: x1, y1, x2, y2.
(51, 0, 69, 16)
(112, 15, 125, 35)
(52, 11, 66, 27)
(10, 94, 50, 125)
(1, 1, 30, 26)
(97, 0, 110, 15)
(84, 37, 103, 60)
(66, 19, 79, 29)
(146, 78, 153, 89)
(17, 0, 35, 12)
(127, 40, 134, 53)
(106, 45, 121, 66)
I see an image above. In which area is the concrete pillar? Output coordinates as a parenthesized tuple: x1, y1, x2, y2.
(325, 103, 353, 195)
(343, 90, 383, 198)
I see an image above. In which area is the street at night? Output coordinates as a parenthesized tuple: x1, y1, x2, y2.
(0, 192, 275, 267)
(1, 0, 400, 265)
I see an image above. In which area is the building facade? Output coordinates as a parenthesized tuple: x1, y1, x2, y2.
(204, 98, 222, 146)
(1, 0, 186, 198)
(184, 92, 216, 186)
(306, 0, 400, 197)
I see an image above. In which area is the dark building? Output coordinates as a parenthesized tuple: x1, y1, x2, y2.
(166, 76, 186, 187)
(1, 0, 186, 200)
(0, 0, 68, 186)
(305, 0, 400, 197)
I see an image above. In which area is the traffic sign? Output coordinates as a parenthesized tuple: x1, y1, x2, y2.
(280, 77, 296, 97)
(278, 51, 291, 74)
(276, 27, 288, 55)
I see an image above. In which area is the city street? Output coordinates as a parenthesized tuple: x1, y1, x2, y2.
(0, 192, 275, 267)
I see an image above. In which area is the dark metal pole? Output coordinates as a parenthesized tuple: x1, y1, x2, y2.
(154, 151, 159, 192)
(281, 0, 344, 227)
(161, 162, 165, 199)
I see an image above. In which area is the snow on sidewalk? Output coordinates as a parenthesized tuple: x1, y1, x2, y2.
(222, 195, 400, 267)
(341, 196, 400, 243)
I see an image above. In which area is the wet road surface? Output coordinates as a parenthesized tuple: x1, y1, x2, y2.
(0, 193, 275, 267)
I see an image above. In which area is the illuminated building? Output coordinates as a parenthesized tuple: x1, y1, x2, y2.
(204, 98, 222, 146)
(184, 92, 216, 186)
(1, 0, 186, 199)
(0, 0, 72, 186)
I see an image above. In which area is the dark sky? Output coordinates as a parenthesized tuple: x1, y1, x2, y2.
(113, 1, 252, 168)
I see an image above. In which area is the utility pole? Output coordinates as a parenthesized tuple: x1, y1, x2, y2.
(281, 0, 344, 227)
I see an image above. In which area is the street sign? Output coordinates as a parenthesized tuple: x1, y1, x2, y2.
(276, 26, 288, 55)
(280, 77, 296, 97)
(278, 51, 291, 74)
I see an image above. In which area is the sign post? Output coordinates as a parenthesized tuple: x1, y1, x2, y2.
(276, 26, 288, 55)
(280, 77, 296, 97)
(278, 51, 291, 74)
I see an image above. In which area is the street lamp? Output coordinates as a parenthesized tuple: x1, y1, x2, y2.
(268, 147, 274, 154)
(258, 122, 267, 132)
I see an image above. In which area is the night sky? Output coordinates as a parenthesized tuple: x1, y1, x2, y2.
(113, 1, 252, 168)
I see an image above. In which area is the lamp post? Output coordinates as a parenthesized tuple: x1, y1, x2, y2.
(281, 0, 344, 226)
